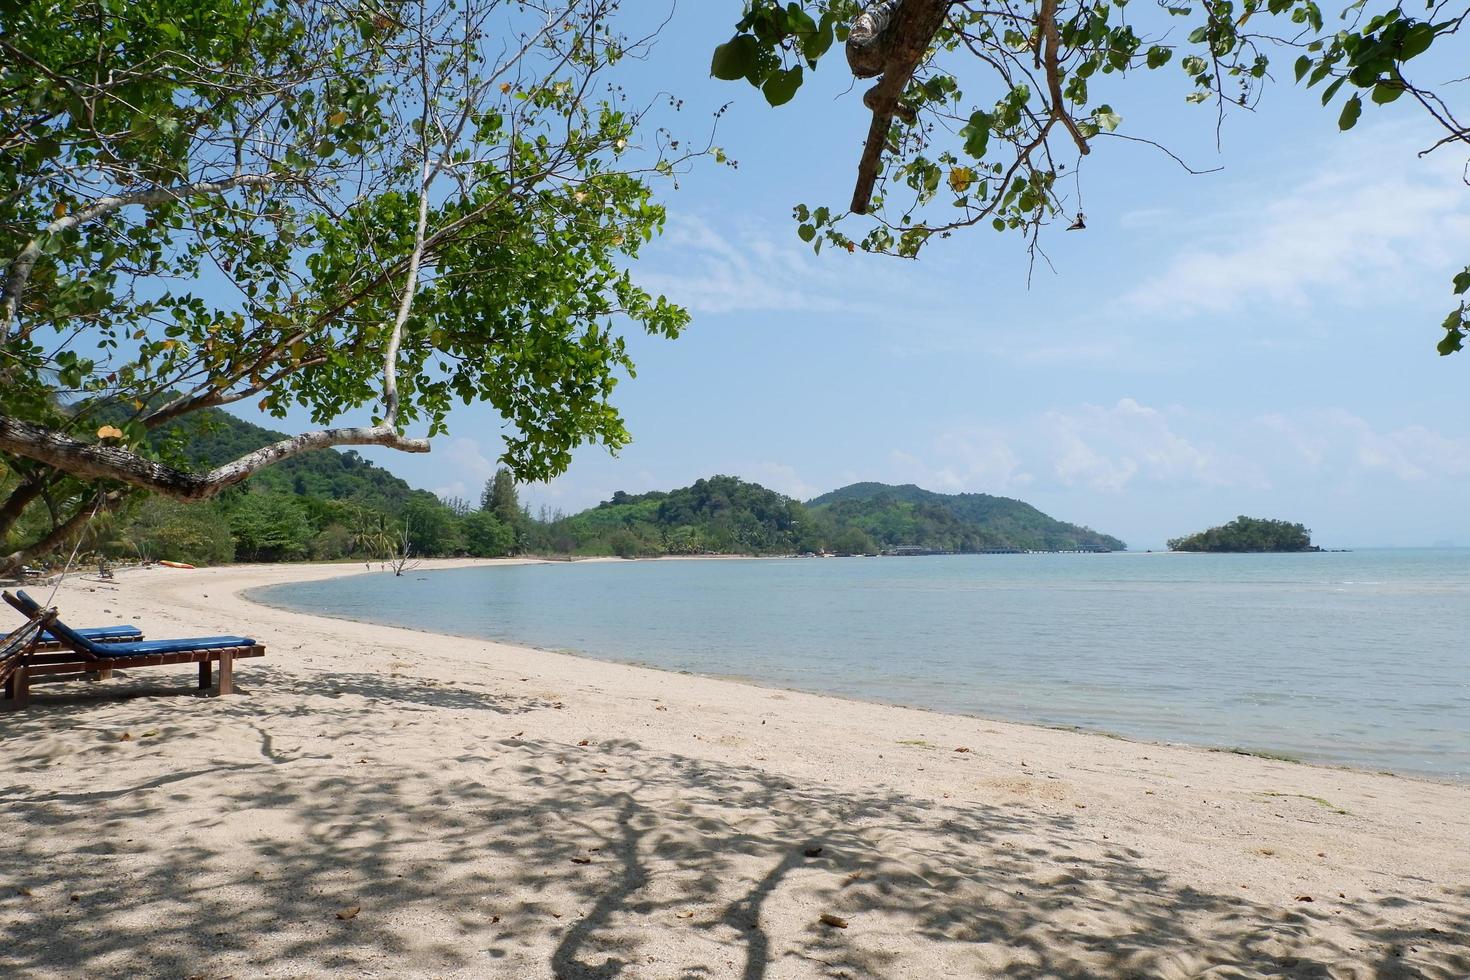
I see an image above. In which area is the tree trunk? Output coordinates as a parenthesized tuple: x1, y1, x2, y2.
(846, 0, 953, 214)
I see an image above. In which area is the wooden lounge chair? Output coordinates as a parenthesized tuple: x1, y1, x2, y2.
(9, 590, 143, 660)
(1, 590, 265, 703)
(1, 608, 59, 710)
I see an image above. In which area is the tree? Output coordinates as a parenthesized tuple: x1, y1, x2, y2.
(482, 469, 521, 524)
(122, 497, 235, 566)
(462, 510, 517, 557)
(401, 496, 460, 557)
(227, 493, 312, 562)
(714, 1, 1469, 347)
(0, 0, 717, 573)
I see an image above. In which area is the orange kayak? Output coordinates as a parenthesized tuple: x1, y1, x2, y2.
(158, 560, 195, 569)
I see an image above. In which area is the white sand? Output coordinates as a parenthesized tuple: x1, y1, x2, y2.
(1, 560, 1466, 978)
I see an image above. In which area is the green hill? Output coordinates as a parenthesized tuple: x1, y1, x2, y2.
(539, 476, 811, 557)
(806, 483, 1125, 552)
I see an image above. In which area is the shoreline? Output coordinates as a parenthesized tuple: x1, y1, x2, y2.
(3, 560, 1467, 977)
(242, 558, 1462, 787)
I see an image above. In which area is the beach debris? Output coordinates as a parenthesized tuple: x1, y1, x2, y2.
(954, 746, 971, 753)
(511, 731, 523, 738)
(1295, 895, 1314, 902)
(577, 739, 590, 746)
(655, 705, 668, 711)
(336, 905, 361, 920)
(552, 702, 564, 710)
(140, 730, 159, 738)
(70, 893, 80, 902)
(490, 915, 501, 924)
(819, 913, 850, 929)
(676, 910, 696, 919)
(118, 732, 133, 742)
(15, 887, 33, 897)
(570, 856, 592, 865)
(803, 846, 824, 858)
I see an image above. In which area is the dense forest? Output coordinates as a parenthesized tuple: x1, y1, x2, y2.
(8, 410, 1128, 567)
(1167, 517, 1315, 553)
(807, 484, 1125, 553)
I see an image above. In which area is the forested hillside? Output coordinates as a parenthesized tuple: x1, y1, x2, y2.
(26, 411, 1127, 567)
(807, 484, 1125, 553)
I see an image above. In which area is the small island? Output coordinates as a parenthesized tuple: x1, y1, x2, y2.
(1167, 516, 1316, 553)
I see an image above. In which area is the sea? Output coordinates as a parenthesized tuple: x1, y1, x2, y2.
(250, 549, 1470, 780)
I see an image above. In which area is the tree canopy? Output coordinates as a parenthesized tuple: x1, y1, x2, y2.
(713, 0, 1469, 348)
(1167, 515, 1314, 551)
(0, 0, 712, 572)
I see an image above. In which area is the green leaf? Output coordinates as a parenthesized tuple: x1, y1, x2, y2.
(1371, 81, 1404, 104)
(1294, 55, 1311, 81)
(1093, 106, 1123, 132)
(711, 35, 759, 81)
(959, 111, 992, 159)
(1400, 22, 1435, 59)
(761, 66, 803, 107)
(797, 223, 816, 243)
(1338, 93, 1362, 130)
(1454, 268, 1470, 295)
(1147, 46, 1172, 69)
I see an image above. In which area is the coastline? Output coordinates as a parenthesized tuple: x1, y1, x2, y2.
(3, 560, 1467, 976)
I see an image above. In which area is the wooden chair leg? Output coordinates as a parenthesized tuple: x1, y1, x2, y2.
(13, 666, 28, 709)
(217, 651, 234, 696)
(199, 659, 212, 690)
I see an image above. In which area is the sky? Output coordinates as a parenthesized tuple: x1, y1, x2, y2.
(240, 4, 1470, 551)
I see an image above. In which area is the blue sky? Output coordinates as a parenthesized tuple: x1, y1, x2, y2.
(244, 5, 1470, 550)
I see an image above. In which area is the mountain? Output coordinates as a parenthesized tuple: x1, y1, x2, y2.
(541, 475, 809, 556)
(806, 483, 1125, 552)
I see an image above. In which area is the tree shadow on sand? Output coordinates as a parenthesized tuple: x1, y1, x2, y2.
(1, 674, 1466, 978)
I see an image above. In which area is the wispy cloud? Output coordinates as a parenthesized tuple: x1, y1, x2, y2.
(1122, 126, 1470, 319)
(881, 399, 1266, 495)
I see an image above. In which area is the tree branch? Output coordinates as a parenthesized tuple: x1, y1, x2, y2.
(0, 415, 428, 502)
(848, 0, 954, 214)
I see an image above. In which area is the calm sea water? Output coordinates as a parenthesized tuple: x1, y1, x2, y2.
(251, 550, 1470, 779)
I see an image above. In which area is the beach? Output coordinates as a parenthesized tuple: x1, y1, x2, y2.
(2, 560, 1467, 978)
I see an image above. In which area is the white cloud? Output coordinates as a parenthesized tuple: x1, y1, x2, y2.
(1258, 409, 1470, 483)
(429, 437, 499, 501)
(1122, 126, 1470, 319)
(638, 213, 927, 319)
(883, 398, 1267, 496)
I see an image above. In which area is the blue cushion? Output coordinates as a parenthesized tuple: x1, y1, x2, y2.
(45, 625, 143, 642)
(90, 636, 256, 657)
(18, 591, 253, 657)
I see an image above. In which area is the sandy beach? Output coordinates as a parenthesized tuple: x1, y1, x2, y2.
(1, 559, 1467, 978)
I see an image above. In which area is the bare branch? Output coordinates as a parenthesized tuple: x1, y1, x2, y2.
(0, 415, 428, 502)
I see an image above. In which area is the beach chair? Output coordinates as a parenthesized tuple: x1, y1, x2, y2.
(1, 607, 58, 710)
(7, 590, 144, 653)
(1, 590, 265, 701)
